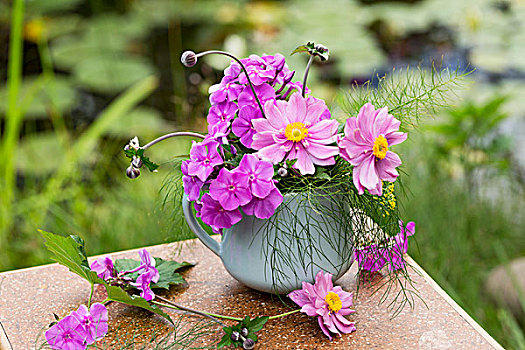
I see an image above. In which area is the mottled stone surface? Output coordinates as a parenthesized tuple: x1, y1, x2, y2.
(0, 238, 504, 349)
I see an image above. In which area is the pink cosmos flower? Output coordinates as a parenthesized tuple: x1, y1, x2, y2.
(45, 315, 86, 350)
(90, 257, 114, 280)
(338, 103, 407, 196)
(72, 304, 108, 345)
(252, 92, 340, 175)
(288, 270, 356, 340)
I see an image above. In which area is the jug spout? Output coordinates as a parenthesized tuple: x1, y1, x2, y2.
(182, 194, 221, 257)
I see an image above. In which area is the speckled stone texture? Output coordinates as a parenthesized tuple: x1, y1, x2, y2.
(0, 238, 503, 349)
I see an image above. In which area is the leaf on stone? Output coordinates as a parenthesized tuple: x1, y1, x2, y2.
(114, 257, 193, 290)
(103, 283, 173, 324)
(40, 230, 103, 285)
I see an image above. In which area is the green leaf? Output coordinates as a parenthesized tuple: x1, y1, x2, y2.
(290, 44, 309, 56)
(40, 230, 103, 285)
(114, 257, 193, 290)
(104, 283, 173, 324)
(123, 147, 160, 172)
(216, 330, 234, 349)
(245, 316, 269, 333)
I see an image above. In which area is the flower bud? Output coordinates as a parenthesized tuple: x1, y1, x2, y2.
(126, 166, 140, 179)
(278, 167, 288, 177)
(243, 338, 255, 349)
(181, 51, 197, 67)
(241, 327, 249, 337)
(230, 331, 240, 342)
(315, 43, 328, 53)
(132, 156, 143, 169)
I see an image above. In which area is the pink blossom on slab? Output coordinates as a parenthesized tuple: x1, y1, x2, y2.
(338, 103, 407, 196)
(45, 315, 86, 350)
(252, 92, 339, 175)
(90, 257, 114, 280)
(132, 268, 158, 301)
(288, 270, 356, 340)
(72, 304, 108, 345)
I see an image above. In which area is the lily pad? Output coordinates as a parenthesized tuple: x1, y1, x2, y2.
(0, 76, 77, 119)
(72, 55, 156, 94)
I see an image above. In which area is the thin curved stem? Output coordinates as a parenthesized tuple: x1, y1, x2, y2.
(302, 55, 314, 97)
(153, 297, 229, 325)
(142, 131, 205, 150)
(195, 50, 266, 118)
(268, 309, 301, 320)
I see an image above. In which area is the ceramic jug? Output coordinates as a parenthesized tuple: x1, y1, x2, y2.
(182, 193, 354, 294)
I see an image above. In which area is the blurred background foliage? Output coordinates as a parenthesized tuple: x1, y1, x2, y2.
(1, 0, 525, 347)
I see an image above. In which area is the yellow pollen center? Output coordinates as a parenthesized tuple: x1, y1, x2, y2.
(284, 122, 309, 142)
(373, 135, 389, 160)
(325, 292, 342, 313)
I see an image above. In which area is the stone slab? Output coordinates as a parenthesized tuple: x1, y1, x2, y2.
(0, 238, 504, 349)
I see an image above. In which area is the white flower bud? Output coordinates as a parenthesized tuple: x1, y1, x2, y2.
(181, 51, 197, 67)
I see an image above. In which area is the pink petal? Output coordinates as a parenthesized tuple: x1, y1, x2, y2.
(286, 93, 307, 124)
(318, 316, 333, 340)
(292, 146, 315, 175)
(257, 143, 287, 164)
(376, 151, 401, 182)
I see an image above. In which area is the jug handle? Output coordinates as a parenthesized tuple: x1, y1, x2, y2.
(182, 194, 221, 257)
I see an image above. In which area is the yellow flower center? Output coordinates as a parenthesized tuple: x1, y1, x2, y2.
(373, 135, 389, 160)
(325, 291, 342, 313)
(284, 122, 309, 142)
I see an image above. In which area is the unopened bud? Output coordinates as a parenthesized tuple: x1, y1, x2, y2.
(126, 166, 140, 179)
(230, 331, 240, 342)
(181, 51, 197, 67)
(315, 43, 328, 53)
(243, 338, 255, 350)
(132, 156, 143, 168)
(278, 167, 288, 177)
(241, 327, 249, 337)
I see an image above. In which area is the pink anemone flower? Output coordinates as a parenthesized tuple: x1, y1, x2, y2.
(288, 270, 356, 340)
(251, 93, 339, 175)
(338, 103, 407, 196)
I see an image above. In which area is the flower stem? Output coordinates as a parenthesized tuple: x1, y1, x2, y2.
(302, 55, 314, 97)
(142, 131, 205, 150)
(152, 299, 227, 326)
(194, 50, 266, 119)
(155, 296, 242, 322)
(268, 309, 301, 320)
(88, 283, 95, 308)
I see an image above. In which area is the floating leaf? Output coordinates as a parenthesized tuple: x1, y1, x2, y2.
(72, 55, 156, 94)
(0, 76, 77, 119)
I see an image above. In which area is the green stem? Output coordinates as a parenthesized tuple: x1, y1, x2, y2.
(88, 283, 95, 308)
(154, 296, 241, 322)
(0, 0, 25, 267)
(268, 309, 301, 320)
(302, 55, 314, 97)
(152, 300, 227, 326)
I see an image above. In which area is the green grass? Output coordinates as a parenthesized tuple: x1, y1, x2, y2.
(400, 132, 525, 349)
